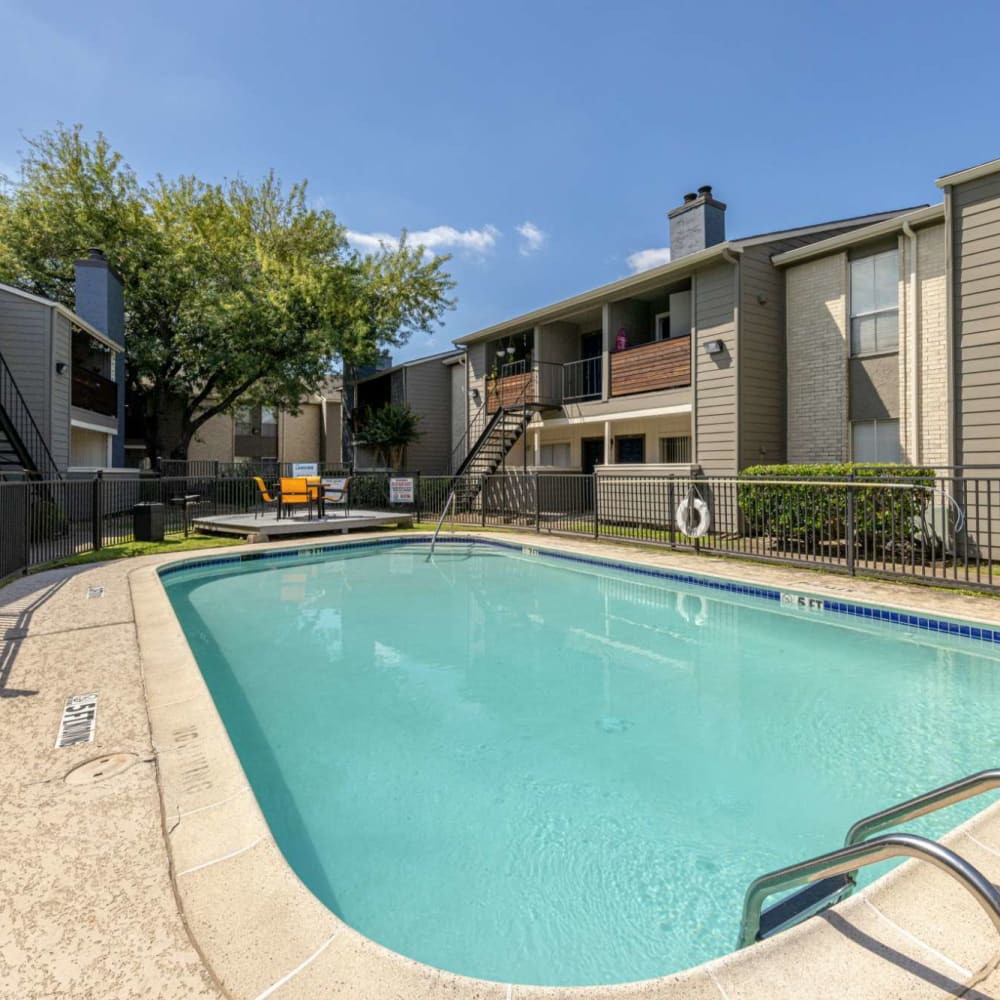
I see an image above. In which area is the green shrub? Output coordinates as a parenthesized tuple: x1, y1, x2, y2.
(30, 499, 68, 542)
(737, 464, 936, 551)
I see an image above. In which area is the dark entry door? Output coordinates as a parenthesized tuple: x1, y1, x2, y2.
(581, 437, 605, 475)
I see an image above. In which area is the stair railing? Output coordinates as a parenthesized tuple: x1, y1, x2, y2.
(0, 349, 61, 480)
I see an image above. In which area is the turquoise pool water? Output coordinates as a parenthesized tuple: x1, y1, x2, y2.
(162, 540, 1000, 987)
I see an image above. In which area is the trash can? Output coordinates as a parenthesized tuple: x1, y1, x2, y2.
(133, 502, 165, 542)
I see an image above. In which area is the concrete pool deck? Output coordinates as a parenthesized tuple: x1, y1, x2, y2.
(5, 528, 1000, 998)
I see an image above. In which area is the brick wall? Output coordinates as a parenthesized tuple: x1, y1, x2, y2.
(187, 412, 235, 462)
(786, 254, 848, 462)
(917, 225, 948, 466)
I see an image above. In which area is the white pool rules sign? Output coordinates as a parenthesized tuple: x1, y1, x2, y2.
(389, 477, 414, 504)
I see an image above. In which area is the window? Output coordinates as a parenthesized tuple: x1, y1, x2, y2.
(850, 249, 899, 355)
(659, 436, 692, 464)
(539, 442, 571, 467)
(615, 436, 645, 464)
(851, 419, 901, 463)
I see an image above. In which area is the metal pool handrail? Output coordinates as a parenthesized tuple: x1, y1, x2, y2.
(845, 768, 1000, 848)
(738, 832, 1000, 948)
(427, 489, 456, 559)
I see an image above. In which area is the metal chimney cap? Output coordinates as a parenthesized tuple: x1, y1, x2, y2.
(697, 185, 713, 197)
(683, 192, 698, 203)
(87, 248, 107, 261)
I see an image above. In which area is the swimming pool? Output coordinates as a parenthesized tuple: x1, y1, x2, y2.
(161, 537, 1000, 987)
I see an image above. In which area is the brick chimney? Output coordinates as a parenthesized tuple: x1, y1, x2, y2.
(668, 185, 727, 259)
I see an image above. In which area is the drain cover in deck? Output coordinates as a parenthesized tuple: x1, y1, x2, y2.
(65, 752, 138, 785)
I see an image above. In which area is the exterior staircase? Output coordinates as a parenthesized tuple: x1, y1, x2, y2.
(447, 404, 534, 511)
(0, 349, 61, 480)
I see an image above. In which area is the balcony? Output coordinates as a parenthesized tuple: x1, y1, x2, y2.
(72, 368, 117, 416)
(610, 335, 691, 397)
(486, 361, 563, 413)
(562, 357, 602, 402)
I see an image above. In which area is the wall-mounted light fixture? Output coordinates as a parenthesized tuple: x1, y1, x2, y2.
(704, 340, 725, 356)
(55, 362, 68, 375)
(468, 387, 480, 401)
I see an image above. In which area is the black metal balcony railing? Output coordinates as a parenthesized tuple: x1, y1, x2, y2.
(72, 368, 118, 417)
(563, 357, 602, 402)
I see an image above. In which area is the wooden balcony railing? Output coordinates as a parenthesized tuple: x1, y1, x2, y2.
(486, 361, 563, 413)
(610, 335, 691, 397)
(72, 368, 118, 416)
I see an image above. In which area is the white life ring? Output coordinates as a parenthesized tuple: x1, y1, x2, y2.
(676, 591, 708, 627)
(676, 496, 711, 538)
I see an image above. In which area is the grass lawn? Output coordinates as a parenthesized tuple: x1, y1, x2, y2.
(30, 532, 245, 573)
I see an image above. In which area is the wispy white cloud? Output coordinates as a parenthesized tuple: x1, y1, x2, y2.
(626, 247, 672, 273)
(347, 224, 500, 256)
(516, 221, 546, 256)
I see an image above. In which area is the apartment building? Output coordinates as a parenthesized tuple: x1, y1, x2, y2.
(781, 157, 1000, 473)
(454, 190, 916, 479)
(451, 155, 1000, 480)
(184, 378, 344, 469)
(0, 250, 126, 477)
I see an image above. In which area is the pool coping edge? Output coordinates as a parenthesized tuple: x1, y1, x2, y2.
(133, 530, 1000, 999)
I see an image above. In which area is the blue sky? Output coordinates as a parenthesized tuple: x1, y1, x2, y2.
(2, 0, 999, 363)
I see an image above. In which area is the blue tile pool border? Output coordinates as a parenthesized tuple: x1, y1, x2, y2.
(157, 535, 1000, 646)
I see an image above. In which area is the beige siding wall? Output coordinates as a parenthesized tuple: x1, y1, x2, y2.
(738, 245, 785, 468)
(449, 360, 467, 454)
(786, 254, 849, 462)
(953, 174, 1000, 467)
(694, 262, 737, 474)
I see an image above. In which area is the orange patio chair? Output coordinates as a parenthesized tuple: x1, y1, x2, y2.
(278, 477, 314, 520)
(252, 477, 279, 519)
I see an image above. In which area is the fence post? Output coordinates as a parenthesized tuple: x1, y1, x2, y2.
(535, 473, 541, 533)
(481, 476, 487, 527)
(593, 472, 600, 539)
(667, 478, 676, 547)
(414, 472, 421, 523)
(846, 478, 856, 576)
(92, 470, 104, 552)
(22, 483, 31, 574)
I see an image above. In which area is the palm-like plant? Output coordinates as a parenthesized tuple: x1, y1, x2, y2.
(356, 403, 423, 470)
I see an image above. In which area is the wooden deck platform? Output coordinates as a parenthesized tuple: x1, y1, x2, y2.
(192, 509, 413, 540)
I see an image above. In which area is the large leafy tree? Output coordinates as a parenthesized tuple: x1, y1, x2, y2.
(0, 125, 455, 460)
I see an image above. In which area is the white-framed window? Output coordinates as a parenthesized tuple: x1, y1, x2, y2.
(850, 249, 899, 355)
(658, 436, 692, 463)
(538, 442, 572, 467)
(851, 418, 901, 463)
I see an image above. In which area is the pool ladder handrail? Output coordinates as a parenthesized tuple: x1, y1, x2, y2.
(427, 489, 456, 559)
(739, 767, 1000, 948)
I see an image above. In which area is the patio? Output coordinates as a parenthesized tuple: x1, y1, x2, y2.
(191, 508, 412, 540)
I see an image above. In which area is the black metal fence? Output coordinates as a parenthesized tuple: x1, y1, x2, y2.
(3, 469, 999, 593)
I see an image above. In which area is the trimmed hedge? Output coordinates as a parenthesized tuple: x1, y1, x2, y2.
(737, 463, 936, 550)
